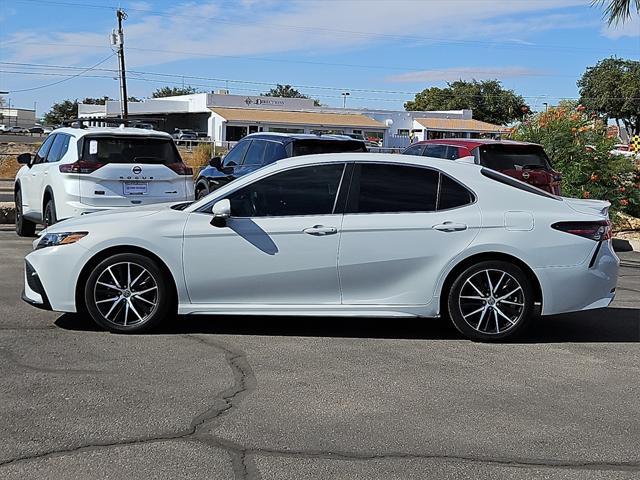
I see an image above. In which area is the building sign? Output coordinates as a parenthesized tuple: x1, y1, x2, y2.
(207, 93, 315, 110)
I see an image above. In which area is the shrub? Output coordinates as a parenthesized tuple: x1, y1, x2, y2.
(511, 106, 640, 221)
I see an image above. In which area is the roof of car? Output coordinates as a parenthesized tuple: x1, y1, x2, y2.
(51, 126, 173, 139)
(243, 132, 365, 143)
(415, 138, 541, 149)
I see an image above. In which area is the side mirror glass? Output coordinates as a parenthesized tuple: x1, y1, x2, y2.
(17, 153, 32, 166)
(209, 156, 222, 169)
(210, 199, 230, 227)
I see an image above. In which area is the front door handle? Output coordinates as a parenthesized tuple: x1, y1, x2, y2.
(433, 222, 468, 232)
(303, 225, 337, 236)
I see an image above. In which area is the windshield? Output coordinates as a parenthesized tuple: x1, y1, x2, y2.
(81, 136, 182, 165)
(292, 139, 367, 156)
(478, 144, 551, 171)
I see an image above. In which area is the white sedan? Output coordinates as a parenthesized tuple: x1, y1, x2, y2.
(22, 153, 619, 341)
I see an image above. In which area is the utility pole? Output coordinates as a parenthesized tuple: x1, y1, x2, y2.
(116, 8, 129, 119)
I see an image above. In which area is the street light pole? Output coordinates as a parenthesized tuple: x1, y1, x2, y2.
(342, 92, 350, 108)
(116, 8, 129, 120)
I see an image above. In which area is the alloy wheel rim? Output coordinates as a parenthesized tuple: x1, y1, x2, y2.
(458, 269, 525, 335)
(93, 262, 159, 327)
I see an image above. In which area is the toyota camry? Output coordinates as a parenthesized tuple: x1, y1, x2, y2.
(22, 153, 619, 341)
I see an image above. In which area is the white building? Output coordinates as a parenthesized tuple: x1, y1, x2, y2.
(79, 92, 507, 148)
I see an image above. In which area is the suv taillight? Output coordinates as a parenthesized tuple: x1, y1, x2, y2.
(59, 161, 104, 174)
(166, 163, 193, 175)
(552, 221, 612, 241)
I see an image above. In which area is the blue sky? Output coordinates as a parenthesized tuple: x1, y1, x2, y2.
(1, 0, 638, 117)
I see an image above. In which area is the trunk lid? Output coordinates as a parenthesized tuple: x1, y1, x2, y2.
(564, 198, 610, 218)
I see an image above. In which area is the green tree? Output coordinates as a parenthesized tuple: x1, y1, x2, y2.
(404, 80, 529, 125)
(43, 100, 78, 125)
(263, 84, 321, 106)
(593, 0, 640, 24)
(577, 57, 640, 135)
(82, 96, 111, 105)
(151, 86, 198, 98)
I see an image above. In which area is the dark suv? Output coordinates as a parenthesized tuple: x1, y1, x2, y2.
(402, 139, 562, 195)
(195, 133, 367, 198)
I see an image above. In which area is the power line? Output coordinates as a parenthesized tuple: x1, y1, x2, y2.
(3, 54, 116, 93)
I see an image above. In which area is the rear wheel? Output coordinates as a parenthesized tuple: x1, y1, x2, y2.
(43, 197, 57, 228)
(84, 253, 173, 333)
(15, 190, 36, 237)
(447, 261, 533, 341)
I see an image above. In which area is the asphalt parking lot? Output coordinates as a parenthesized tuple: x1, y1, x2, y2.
(0, 226, 638, 479)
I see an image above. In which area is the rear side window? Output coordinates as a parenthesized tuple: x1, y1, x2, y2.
(346, 164, 439, 213)
(81, 136, 182, 165)
(479, 144, 550, 170)
(227, 163, 345, 217)
(46, 134, 71, 163)
(292, 140, 366, 156)
(438, 174, 473, 209)
(263, 141, 287, 165)
(423, 144, 449, 159)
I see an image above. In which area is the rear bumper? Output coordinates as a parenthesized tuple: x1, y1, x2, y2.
(536, 240, 619, 316)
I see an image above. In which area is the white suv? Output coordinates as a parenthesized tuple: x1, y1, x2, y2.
(14, 126, 195, 236)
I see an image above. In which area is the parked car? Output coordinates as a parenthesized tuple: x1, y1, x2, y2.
(42, 127, 53, 134)
(0, 124, 9, 133)
(8, 126, 29, 134)
(173, 128, 198, 143)
(402, 139, 562, 195)
(194, 132, 367, 199)
(29, 126, 45, 134)
(14, 126, 194, 236)
(22, 153, 618, 341)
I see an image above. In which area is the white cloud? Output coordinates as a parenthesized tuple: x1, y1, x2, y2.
(386, 67, 548, 83)
(1, 0, 589, 68)
(602, 14, 640, 38)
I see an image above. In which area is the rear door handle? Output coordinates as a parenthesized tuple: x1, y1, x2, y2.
(303, 225, 337, 236)
(433, 222, 468, 232)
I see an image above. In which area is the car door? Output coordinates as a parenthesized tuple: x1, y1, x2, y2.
(182, 162, 347, 305)
(338, 162, 481, 305)
(22, 134, 56, 217)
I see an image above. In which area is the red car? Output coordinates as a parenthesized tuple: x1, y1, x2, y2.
(402, 139, 562, 195)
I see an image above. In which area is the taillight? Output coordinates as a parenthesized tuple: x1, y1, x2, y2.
(59, 161, 104, 174)
(552, 220, 612, 241)
(166, 163, 193, 175)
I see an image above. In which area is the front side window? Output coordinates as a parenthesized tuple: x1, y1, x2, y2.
(223, 140, 250, 167)
(227, 163, 345, 217)
(241, 140, 267, 166)
(47, 134, 70, 163)
(34, 134, 56, 164)
(423, 144, 449, 159)
(403, 144, 424, 156)
(347, 164, 439, 214)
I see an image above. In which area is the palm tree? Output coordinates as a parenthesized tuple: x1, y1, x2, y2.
(594, 0, 640, 24)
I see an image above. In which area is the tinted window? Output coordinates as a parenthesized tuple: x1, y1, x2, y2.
(263, 141, 287, 165)
(223, 140, 250, 167)
(403, 144, 424, 156)
(227, 164, 345, 217)
(46, 134, 70, 163)
(438, 175, 473, 210)
(292, 139, 366, 156)
(347, 164, 438, 214)
(479, 145, 550, 170)
(423, 144, 448, 159)
(82, 136, 181, 165)
(445, 146, 461, 160)
(34, 134, 56, 164)
(242, 140, 267, 166)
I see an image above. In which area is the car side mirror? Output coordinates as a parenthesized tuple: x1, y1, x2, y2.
(209, 156, 222, 170)
(17, 153, 32, 166)
(210, 199, 230, 227)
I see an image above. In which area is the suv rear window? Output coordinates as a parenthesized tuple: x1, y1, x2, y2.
(478, 144, 550, 171)
(291, 139, 366, 156)
(81, 136, 182, 165)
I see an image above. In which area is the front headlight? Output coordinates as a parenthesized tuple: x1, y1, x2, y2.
(36, 232, 88, 250)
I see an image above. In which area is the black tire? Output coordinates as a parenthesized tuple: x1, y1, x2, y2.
(43, 197, 57, 228)
(84, 253, 174, 333)
(447, 260, 533, 341)
(15, 190, 36, 237)
(196, 184, 210, 200)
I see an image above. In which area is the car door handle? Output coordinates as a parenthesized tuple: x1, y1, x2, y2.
(433, 222, 468, 232)
(303, 225, 337, 236)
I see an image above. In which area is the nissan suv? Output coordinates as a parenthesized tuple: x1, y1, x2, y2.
(194, 132, 367, 199)
(402, 139, 562, 195)
(14, 126, 194, 236)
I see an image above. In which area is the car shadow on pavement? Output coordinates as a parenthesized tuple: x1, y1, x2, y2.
(54, 306, 639, 342)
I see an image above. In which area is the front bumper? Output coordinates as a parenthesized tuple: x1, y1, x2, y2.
(22, 260, 52, 310)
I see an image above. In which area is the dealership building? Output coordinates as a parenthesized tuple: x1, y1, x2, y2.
(79, 92, 507, 148)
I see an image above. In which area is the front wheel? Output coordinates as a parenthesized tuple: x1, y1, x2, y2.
(84, 253, 173, 333)
(447, 261, 533, 341)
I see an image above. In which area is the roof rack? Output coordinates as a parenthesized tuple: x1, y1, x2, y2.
(60, 118, 162, 129)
